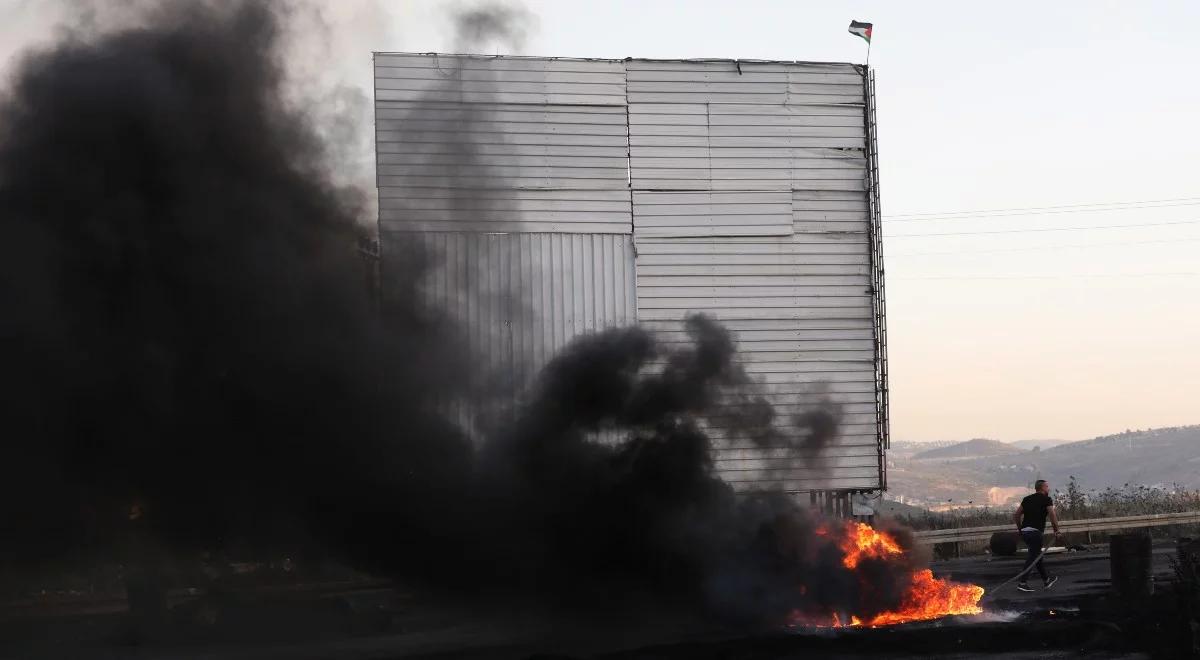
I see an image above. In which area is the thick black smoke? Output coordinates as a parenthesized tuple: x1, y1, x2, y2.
(0, 0, 471, 564)
(470, 316, 915, 622)
(0, 0, 918, 627)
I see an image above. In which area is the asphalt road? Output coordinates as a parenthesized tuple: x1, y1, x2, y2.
(1, 543, 1179, 659)
(930, 541, 1177, 610)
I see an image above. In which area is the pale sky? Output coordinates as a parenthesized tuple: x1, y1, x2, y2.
(4, 1, 1198, 443)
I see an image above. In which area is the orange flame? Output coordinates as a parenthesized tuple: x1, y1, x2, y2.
(840, 521, 903, 569)
(856, 569, 984, 627)
(789, 521, 985, 628)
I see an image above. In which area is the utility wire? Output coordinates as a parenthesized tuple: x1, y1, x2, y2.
(886, 201, 1200, 222)
(892, 272, 1200, 281)
(885, 236, 1200, 258)
(883, 198, 1200, 224)
(884, 197, 1200, 222)
(885, 218, 1200, 238)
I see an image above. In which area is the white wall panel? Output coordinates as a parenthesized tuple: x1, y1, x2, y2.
(632, 191, 792, 238)
(375, 54, 627, 105)
(373, 55, 630, 233)
(378, 188, 630, 235)
(383, 232, 637, 434)
(626, 59, 880, 492)
(373, 54, 886, 494)
(628, 61, 866, 191)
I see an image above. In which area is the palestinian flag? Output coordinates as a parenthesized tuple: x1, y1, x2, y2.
(848, 20, 873, 44)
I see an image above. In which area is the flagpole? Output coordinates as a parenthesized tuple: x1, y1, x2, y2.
(848, 20, 873, 69)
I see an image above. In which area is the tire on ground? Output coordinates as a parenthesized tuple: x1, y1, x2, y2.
(990, 531, 1019, 556)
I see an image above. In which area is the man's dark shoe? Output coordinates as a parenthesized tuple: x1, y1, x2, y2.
(1043, 576, 1059, 590)
(1016, 583, 1034, 592)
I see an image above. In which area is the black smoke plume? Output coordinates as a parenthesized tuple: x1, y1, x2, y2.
(0, 0, 471, 564)
(0, 0, 917, 628)
(469, 316, 913, 623)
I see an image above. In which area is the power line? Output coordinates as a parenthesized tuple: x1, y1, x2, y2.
(885, 218, 1200, 238)
(885, 236, 1200, 258)
(892, 272, 1200, 281)
(884, 196, 1200, 222)
(886, 201, 1200, 222)
(886, 196, 1200, 218)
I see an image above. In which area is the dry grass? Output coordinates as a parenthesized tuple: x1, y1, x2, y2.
(892, 480, 1200, 558)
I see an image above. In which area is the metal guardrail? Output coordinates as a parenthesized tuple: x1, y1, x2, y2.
(912, 510, 1200, 545)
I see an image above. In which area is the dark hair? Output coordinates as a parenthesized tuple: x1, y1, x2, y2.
(1034, 479, 1048, 491)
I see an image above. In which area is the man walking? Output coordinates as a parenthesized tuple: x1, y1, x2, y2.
(1012, 479, 1060, 592)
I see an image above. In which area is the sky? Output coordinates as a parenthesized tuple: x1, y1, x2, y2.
(2, 1, 1198, 443)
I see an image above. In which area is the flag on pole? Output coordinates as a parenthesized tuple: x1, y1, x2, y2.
(848, 20, 873, 44)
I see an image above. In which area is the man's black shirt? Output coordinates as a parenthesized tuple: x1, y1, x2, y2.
(1020, 492, 1053, 532)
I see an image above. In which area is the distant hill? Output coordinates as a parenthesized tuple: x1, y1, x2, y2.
(912, 438, 1023, 461)
(1024, 426, 1200, 490)
(1009, 439, 1070, 451)
(889, 440, 956, 459)
(884, 425, 1200, 508)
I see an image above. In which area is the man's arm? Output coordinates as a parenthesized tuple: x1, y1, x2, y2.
(1048, 505, 1060, 535)
(1013, 504, 1024, 531)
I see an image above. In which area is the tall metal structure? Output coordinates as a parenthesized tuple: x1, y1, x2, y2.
(373, 54, 888, 498)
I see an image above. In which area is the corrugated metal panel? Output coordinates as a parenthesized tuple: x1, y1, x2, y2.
(384, 231, 637, 431)
(627, 60, 879, 492)
(632, 191, 793, 238)
(379, 188, 630, 234)
(627, 60, 864, 191)
(375, 54, 627, 105)
(373, 54, 630, 233)
(372, 54, 885, 494)
(625, 60, 865, 105)
(793, 190, 870, 233)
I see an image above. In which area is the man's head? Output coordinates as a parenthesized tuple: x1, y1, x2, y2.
(1034, 479, 1049, 495)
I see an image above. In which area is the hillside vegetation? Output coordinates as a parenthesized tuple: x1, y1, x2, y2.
(912, 438, 1021, 461)
(1008, 438, 1070, 451)
(886, 425, 1200, 509)
(1029, 426, 1200, 489)
(892, 481, 1200, 539)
